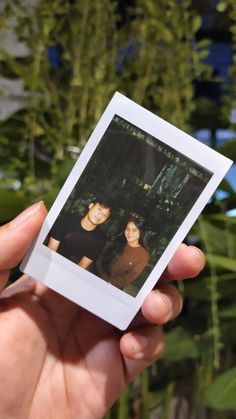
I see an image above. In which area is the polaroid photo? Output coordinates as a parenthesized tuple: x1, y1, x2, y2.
(21, 92, 233, 330)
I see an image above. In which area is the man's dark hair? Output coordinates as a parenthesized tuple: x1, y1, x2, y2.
(97, 200, 112, 209)
(93, 197, 116, 211)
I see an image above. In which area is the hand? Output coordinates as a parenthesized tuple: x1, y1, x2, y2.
(0, 202, 205, 419)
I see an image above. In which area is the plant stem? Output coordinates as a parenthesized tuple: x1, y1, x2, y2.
(198, 216, 221, 370)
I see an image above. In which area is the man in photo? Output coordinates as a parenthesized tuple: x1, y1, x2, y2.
(47, 200, 111, 269)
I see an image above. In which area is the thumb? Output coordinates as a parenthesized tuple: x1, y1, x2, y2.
(0, 201, 47, 292)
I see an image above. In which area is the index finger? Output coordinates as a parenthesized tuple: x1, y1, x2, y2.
(0, 202, 47, 293)
(160, 243, 205, 283)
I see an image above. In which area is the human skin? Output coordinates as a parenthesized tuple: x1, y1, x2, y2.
(48, 202, 111, 269)
(0, 202, 205, 419)
(124, 221, 141, 247)
(83, 202, 111, 230)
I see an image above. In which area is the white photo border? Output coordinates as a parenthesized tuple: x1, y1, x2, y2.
(21, 92, 233, 330)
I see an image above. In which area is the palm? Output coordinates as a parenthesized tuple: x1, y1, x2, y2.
(0, 204, 205, 419)
(0, 278, 132, 419)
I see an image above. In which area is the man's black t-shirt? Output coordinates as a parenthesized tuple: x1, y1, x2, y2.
(49, 213, 106, 264)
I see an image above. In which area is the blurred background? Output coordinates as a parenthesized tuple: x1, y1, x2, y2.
(0, 0, 235, 418)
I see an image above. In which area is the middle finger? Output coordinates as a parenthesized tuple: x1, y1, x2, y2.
(141, 284, 183, 324)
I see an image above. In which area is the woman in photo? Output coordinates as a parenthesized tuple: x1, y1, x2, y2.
(98, 217, 149, 289)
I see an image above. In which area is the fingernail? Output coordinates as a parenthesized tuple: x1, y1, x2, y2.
(189, 246, 206, 270)
(189, 245, 204, 257)
(9, 201, 44, 229)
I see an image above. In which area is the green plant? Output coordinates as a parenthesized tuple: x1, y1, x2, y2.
(0, 0, 210, 214)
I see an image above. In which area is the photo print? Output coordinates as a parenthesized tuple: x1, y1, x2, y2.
(43, 114, 212, 297)
(21, 92, 232, 329)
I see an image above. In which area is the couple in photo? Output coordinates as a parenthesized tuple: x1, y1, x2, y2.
(47, 199, 149, 290)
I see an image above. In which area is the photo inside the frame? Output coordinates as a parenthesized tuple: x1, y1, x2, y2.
(43, 115, 212, 297)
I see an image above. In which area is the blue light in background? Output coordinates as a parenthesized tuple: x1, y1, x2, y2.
(215, 189, 230, 200)
(225, 163, 236, 192)
(47, 46, 60, 69)
(226, 208, 236, 217)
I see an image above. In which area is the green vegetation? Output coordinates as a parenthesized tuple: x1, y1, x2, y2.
(0, 0, 236, 417)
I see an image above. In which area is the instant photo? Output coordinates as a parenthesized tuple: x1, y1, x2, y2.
(44, 115, 212, 297)
(21, 92, 233, 329)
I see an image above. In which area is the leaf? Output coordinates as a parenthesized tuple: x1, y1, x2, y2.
(217, 178, 236, 196)
(161, 27, 174, 43)
(219, 303, 236, 319)
(204, 368, 236, 410)
(197, 49, 210, 59)
(0, 190, 27, 222)
(218, 139, 236, 161)
(197, 39, 211, 49)
(55, 159, 75, 186)
(216, 1, 228, 13)
(208, 214, 236, 224)
(184, 274, 236, 301)
(32, 122, 45, 137)
(163, 327, 198, 361)
(192, 15, 202, 33)
(198, 220, 236, 257)
(206, 255, 236, 272)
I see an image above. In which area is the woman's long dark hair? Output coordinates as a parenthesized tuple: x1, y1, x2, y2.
(127, 218, 145, 248)
(99, 217, 145, 275)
